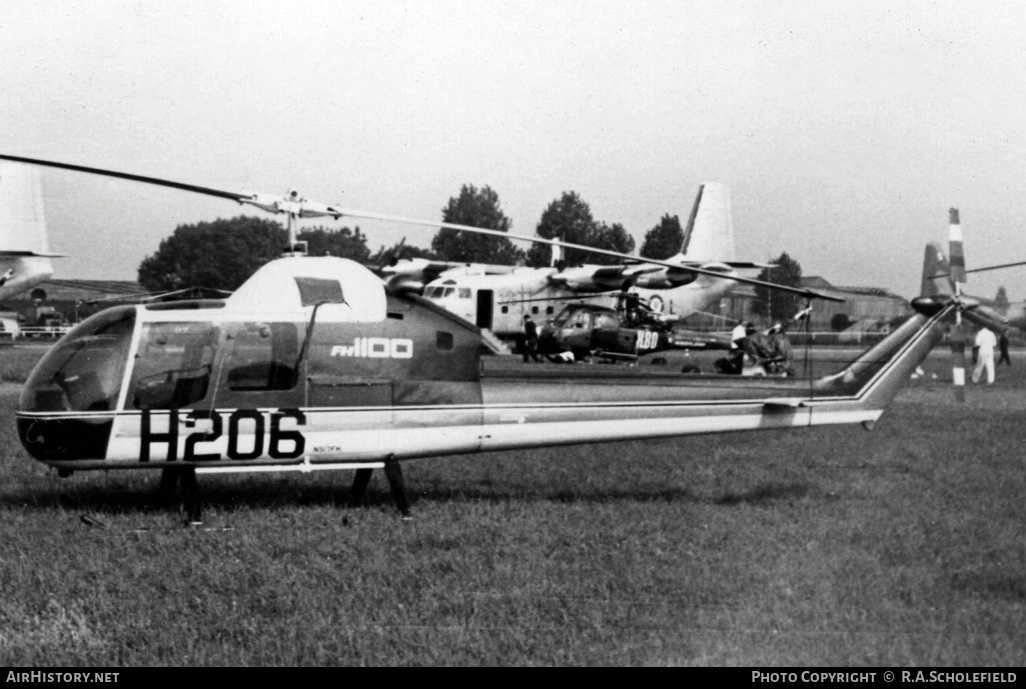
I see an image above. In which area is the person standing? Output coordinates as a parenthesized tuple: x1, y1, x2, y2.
(522, 315, 542, 362)
(971, 326, 997, 384)
(998, 327, 1011, 366)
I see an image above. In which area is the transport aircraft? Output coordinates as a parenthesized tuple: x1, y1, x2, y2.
(1, 153, 975, 525)
(419, 183, 773, 341)
(0, 161, 63, 302)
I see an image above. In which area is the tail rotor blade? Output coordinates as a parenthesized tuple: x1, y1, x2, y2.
(950, 323, 967, 403)
(948, 208, 967, 285)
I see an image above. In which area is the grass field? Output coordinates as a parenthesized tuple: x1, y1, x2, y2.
(0, 345, 1023, 665)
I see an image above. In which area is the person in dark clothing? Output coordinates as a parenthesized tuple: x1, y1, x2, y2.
(998, 327, 1012, 366)
(522, 315, 542, 362)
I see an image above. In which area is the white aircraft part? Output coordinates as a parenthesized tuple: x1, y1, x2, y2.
(0, 162, 51, 254)
(682, 182, 736, 263)
(948, 219, 963, 243)
(0, 255, 54, 302)
(228, 256, 387, 322)
(97, 404, 883, 467)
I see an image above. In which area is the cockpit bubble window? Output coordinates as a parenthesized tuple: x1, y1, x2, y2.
(20, 307, 135, 413)
(552, 306, 575, 328)
(226, 322, 299, 391)
(130, 322, 219, 410)
(593, 313, 618, 330)
(574, 312, 590, 328)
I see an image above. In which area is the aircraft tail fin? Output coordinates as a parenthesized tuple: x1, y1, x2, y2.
(0, 162, 55, 256)
(920, 242, 951, 297)
(679, 182, 736, 263)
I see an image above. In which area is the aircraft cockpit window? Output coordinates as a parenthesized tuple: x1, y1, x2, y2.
(21, 308, 135, 413)
(458, 288, 472, 299)
(442, 287, 455, 297)
(424, 287, 441, 298)
(593, 313, 617, 330)
(226, 322, 299, 391)
(571, 312, 590, 329)
(131, 322, 219, 410)
(551, 306, 574, 327)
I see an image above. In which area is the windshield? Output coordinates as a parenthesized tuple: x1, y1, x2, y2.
(20, 307, 136, 413)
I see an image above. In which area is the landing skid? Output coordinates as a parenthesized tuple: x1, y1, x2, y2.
(156, 458, 413, 524)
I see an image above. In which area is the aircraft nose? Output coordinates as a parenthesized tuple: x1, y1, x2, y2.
(17, 416, 114, 462)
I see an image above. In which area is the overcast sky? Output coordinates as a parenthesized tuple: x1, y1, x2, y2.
(3, 0, 1025, 299)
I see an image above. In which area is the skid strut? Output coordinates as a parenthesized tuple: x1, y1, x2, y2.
(348, 456, 411, 518)
(158, 466, 203, 525)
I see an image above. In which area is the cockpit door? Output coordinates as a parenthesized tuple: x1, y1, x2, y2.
(476, 289, 493, 329)
(209, 321, 306, 410)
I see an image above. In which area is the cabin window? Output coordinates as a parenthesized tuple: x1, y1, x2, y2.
(436, 331, 454, 350)
(226, 322, 299, 391)
(131, 322, 219, 410)
(458, 288, 472, 299)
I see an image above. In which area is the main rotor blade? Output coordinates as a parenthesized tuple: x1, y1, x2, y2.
(0, 153, 248, 203)
(338, 209, 845, 303)
(1, 153, 842, 303)
(928, 256, 1026, 280)
(964, 259, 1026, 275)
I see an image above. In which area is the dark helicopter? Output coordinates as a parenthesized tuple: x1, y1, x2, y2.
(536, 301, 675, 362)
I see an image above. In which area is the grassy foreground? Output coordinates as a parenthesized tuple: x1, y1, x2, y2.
(0, 347, 1023, 665)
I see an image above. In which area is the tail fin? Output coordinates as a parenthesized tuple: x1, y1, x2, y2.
(679, 182, 736, 262)
(0, 162, 53, 256)
(920, 242, 951, 297)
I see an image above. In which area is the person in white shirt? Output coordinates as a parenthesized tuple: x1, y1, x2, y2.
(731, 321, 748, 350)
(972, 327, 997, 384)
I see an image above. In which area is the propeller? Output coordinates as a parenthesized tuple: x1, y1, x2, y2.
(0, 152, 844, 303)
(948, 208, 968, 402)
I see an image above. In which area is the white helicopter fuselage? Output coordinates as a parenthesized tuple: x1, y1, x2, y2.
(16, 257, 949, 476)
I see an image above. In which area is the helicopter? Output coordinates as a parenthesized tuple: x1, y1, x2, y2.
(535, 301, 676, 363)
(534, 291, 734, 364)
(0, 152, 975, 525)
